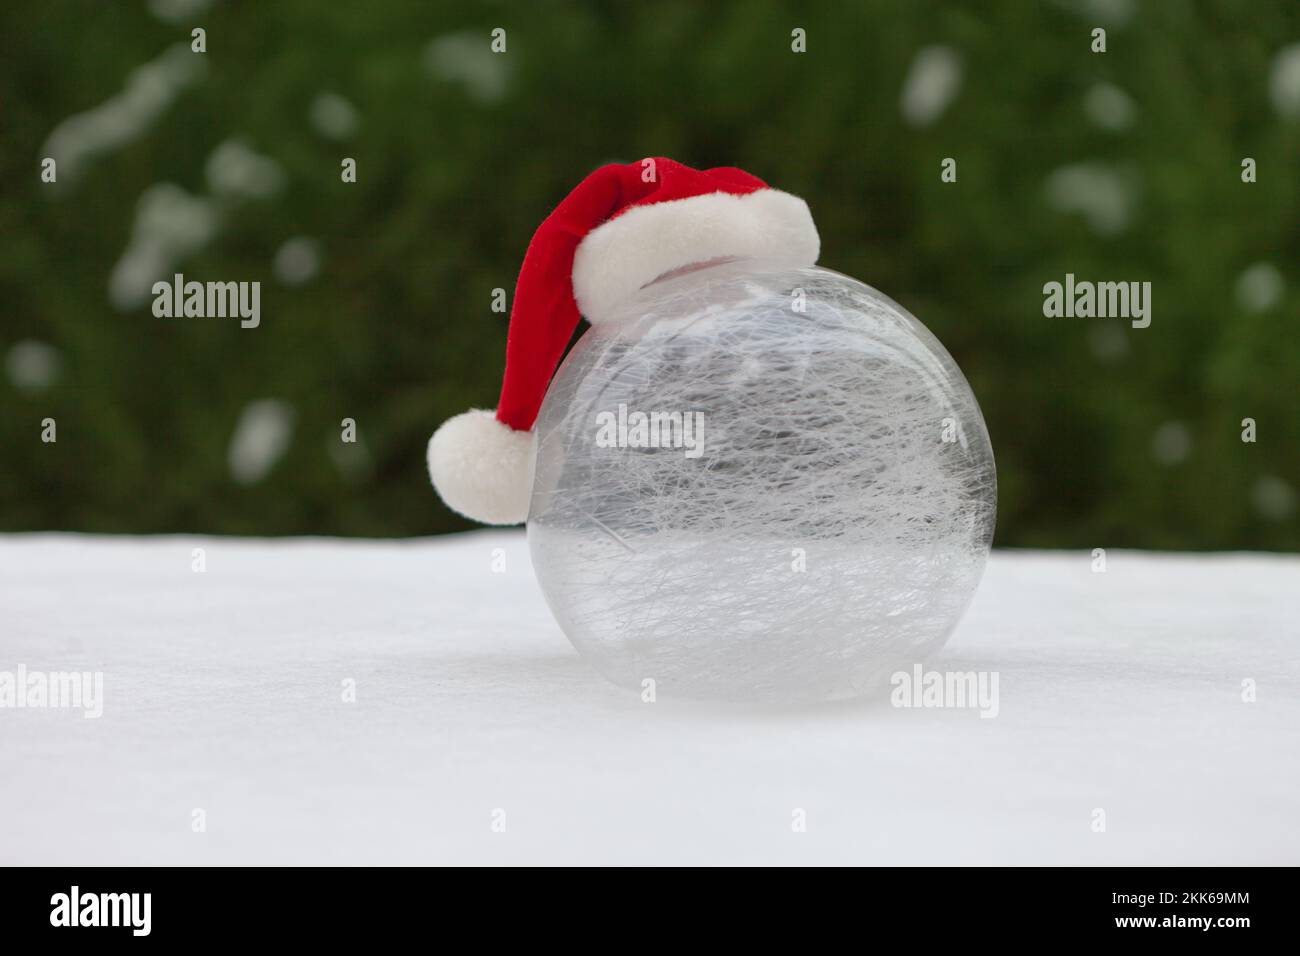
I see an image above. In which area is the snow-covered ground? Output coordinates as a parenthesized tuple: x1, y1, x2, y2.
(2, 532, 1296, 865)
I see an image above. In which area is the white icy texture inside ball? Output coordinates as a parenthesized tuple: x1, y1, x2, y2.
(528, 261, 996, 702)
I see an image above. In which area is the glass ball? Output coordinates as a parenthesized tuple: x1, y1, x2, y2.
(528, 260, 996, 702)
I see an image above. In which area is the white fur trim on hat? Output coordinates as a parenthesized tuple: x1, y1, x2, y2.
(572, 188, 819, 324)
(428, 409, 535, 525)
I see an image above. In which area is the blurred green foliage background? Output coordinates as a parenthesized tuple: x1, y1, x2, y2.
(1, 0, 1296, 548)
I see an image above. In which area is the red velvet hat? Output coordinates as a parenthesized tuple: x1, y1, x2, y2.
(428, 157, 820, 524)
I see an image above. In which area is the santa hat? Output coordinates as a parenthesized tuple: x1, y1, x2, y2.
(427, 157, 820, 524)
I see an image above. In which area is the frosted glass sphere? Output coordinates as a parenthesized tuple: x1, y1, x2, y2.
(528, 260, 996, 702)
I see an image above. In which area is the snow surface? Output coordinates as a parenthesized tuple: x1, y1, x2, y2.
(1, 532, 1297, 865)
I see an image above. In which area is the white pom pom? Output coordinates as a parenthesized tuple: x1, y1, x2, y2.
(428, 409, 535, 525)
